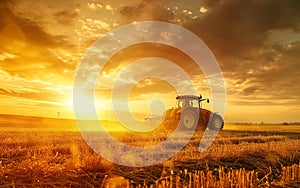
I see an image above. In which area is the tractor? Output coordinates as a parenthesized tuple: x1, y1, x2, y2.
(162, 95, 224, 131)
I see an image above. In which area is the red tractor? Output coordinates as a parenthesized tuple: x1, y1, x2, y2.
(162, 95, 224, 131)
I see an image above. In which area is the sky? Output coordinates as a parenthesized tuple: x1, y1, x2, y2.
(0, 0, 299, 123)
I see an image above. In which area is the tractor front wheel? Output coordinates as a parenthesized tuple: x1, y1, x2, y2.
(208, 113, 224, 131)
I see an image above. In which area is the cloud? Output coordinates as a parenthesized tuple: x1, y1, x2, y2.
(87, 2, 113, 11)
(0, 68, 68, 102)
(0, 2, 83, 76)
(179, 0, 300, 112)
(53, 9, 80, 25)
(3, 0, 84, 47)
(0, 7, 69, 52)
(105, 5, 113, 11)
(87, 2, 104, 10)
(183, 1, 298, 59)
(120, 0, 167, 21)
(199, 7, 208, 13)
(0, 0, 299, 121)
(118, 0, 300, 62)
(89, 42, 212, 102)
(0, 52, 17, 61)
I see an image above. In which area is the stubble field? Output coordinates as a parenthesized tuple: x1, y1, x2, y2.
(0, 116, 300, 187)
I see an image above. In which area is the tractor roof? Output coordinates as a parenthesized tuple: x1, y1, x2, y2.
(176, 95, 200, 100)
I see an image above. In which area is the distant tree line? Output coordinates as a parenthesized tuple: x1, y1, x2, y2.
(231, 122, 300, 125)
(282, 122, 300, 125)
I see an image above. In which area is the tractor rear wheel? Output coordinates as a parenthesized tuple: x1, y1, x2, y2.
(180, 109, 199, 130)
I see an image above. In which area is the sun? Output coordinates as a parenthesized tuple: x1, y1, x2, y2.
(60, 89, 93, 120)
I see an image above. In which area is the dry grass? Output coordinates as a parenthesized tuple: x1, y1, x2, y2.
(0, 131, 112, 187)
(113, 164, 299, 187)
(0, 124, 300, 187)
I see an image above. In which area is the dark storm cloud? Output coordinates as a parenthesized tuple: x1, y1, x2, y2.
(118, 0, 300, 111)
(0, 7, 64, 48)
(0, 6, 12, 29)
(17, 19, 66, 47)
(53, 9, 80, 25)
(119, 0, 300, 59)
(193, 0, 300, 58)
(1, 0, 82, 48)
(0, 1, 80, 73)
(120, 1, 148, 18)
(120, 0, 168, 20)
(191, 0, 300, 104)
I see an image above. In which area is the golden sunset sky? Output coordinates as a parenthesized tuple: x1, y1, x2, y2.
(0, 0, 299, 123)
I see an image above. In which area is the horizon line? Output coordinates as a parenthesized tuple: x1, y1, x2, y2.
(0, 113, 299, 124)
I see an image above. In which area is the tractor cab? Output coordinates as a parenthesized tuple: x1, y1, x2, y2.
(175, 95, 209, 109)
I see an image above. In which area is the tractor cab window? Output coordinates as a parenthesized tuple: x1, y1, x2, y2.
(188, 99, 200, 108)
